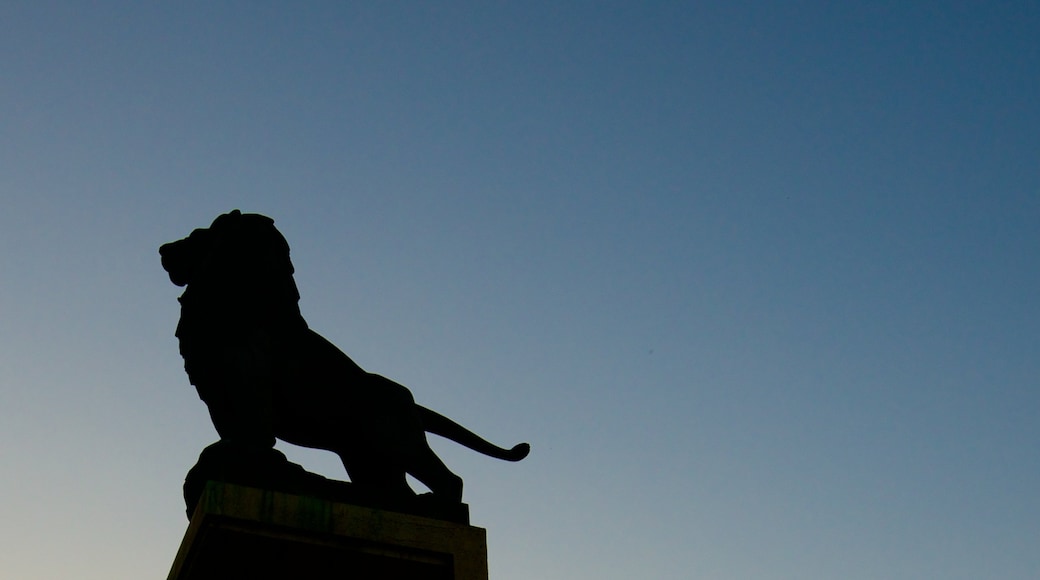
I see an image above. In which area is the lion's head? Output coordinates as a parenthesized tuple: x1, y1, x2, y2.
(160, 209, 297, 287)
(160, 210, 303, 329)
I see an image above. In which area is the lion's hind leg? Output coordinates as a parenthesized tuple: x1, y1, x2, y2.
(407, 442, 463, 502)
(338, 450, 414, 500)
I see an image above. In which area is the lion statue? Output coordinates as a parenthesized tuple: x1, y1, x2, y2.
(160, 210, 528, 506)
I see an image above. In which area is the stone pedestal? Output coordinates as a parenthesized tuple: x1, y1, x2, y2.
(168, 482, 488, 580)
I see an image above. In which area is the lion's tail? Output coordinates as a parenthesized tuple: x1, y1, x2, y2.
(418, 406, 530, 462)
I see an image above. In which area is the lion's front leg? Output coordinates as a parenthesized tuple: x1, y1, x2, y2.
(183, 332, 277, 449)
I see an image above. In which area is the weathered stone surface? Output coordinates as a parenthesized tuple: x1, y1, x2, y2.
(168, 482, 488, 580)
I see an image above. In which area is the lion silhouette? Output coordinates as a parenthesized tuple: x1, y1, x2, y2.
(160, 210, 528, 503)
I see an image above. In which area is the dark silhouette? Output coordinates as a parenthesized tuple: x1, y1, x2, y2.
(161, 210, 528, 520)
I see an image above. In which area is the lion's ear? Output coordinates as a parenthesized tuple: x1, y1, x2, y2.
(211, 210, 243, 230)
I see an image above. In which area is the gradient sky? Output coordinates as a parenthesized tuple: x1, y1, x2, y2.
(1, 2, 1038, 578)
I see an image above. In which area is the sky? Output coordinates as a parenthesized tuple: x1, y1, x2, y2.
(1, 1, 1037, 578)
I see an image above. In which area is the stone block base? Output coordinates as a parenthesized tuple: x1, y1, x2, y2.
(168, 482, 488, 580)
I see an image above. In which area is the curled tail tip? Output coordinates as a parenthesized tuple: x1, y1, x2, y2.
(508, 442, 531, 461)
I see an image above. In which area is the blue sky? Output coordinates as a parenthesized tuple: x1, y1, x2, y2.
(1, 2, 1037, 578)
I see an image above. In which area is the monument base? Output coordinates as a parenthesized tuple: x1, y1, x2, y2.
(168, 482, 488, 580)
